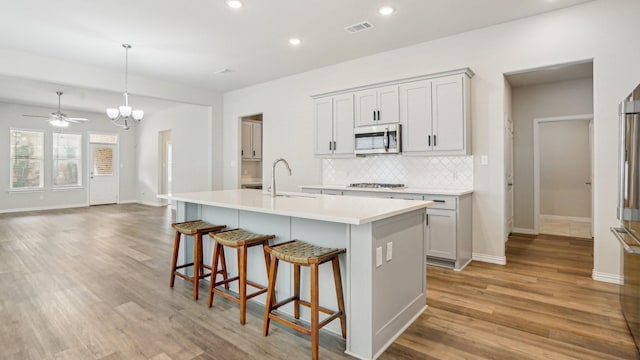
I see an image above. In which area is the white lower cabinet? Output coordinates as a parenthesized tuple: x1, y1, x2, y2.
(424, 194, 472, 271)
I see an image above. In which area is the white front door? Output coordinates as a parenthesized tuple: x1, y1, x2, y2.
(89, 143, 118, 205)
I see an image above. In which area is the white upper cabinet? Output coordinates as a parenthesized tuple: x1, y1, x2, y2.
(401, 71, 471, 155)
(354, 85, 399, 127)
(241, 120, 262, 160)
(314, 94, 354, 157)
(313, 68, 473, 157)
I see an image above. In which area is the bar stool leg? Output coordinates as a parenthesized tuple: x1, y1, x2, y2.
(263, 256, 279, 336)
(238, 246, 248, 325)
(193, 234, 202, 300)
(219, 245, 229, 289)
(208, 242, 222, 307)
(310, 263, 320, 360)
(293, 264, 301, 319)
(170, 231, 181, 288)
(332, 257, 347, 338)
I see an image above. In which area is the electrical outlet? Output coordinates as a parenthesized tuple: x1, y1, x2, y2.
(386, 242, 393, 261)
(376, 246, 383, 268)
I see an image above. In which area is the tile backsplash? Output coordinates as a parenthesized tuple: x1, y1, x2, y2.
(322, 155, 473, 189)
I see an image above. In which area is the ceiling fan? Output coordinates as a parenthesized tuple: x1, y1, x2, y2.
(23, 91, 89, 127)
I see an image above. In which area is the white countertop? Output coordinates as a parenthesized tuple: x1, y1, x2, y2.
(158, 189, 431, 225)
(299, 184, 473, 196)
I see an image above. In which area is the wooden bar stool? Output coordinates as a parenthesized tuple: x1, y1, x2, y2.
(208, 229, 275, 325)
(262, 240, 346, 360)
(169, 220, 227, 301)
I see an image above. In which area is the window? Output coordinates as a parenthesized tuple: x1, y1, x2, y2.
(10, 129, 44, 190)
(89, 133, 118, 144)
(53, 133, 82, 187)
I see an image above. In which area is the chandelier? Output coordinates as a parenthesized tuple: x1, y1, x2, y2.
(106, 44, 144, 130)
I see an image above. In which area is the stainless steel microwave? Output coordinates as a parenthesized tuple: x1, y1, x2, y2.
(354, 124, 401, 155)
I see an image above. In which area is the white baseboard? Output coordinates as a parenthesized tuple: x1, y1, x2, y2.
(512, 227, 537, 235)
(472, 253, 506, 265)
(117, 200, 138, 204)
(138, 201, 164, 207)
(592, 270, 623, 285)
(540, 214, 591, 223)
(0, 203, 88, 214)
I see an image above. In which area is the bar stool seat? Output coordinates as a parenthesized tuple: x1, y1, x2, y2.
(170, 220, 227, 301)
(263, 240, 346, 360)
(208, 229, 275, 325)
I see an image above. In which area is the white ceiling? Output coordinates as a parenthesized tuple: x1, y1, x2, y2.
(1, 0, 595, 97)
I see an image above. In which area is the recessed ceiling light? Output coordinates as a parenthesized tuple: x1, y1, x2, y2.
(289, 38, 302, 46)
(378, 6, 395, 16)
(226, 0, 243, 9)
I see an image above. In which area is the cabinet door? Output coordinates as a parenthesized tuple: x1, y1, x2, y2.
(426, 209, 456, 260)
(377, 85, 399, 125)
(354, 89, 377, 127)
(241, 121, 252, 159)
(251, 122, 262, 159)
(432, 75, 464, 152)
(333, 94, 354, 155)
(314, 98, 334, 156)
(400, 80, 432, 152)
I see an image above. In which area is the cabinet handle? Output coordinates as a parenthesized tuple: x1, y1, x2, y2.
(329, 141, 332, 151)
(426, 214, 429, 226)
(333, 141, 337, 150)
(433, 200, 446, 203)
(428, 135, 431, 146)
(253, 150, 255, 157)
(241, 150, 244, 156)
(434, 135, 437, 147)
(377, 110, 380, 121)
(373, 111, 376, 121)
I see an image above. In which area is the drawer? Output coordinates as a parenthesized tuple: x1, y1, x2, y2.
(423, 195, 457, 210)
(389, 193, 424, 200)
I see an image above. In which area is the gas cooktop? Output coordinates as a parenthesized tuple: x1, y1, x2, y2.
(348, 183, 405, 189)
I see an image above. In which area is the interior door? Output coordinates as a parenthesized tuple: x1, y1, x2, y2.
(589, 119, 593, 237)
(505, 117, 514, 239)
(89, 143, 118, 205)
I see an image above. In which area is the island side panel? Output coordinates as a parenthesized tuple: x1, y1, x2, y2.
(372, 209, 427, 357)
(348, 222, 375, 359)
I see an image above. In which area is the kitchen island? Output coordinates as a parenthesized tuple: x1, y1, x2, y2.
(159, 189, 431, 360)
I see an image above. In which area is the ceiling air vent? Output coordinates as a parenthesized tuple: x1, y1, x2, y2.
(344, 21, 374, 34)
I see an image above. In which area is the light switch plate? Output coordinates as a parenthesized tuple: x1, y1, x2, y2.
(376, 246, 383, 268)
(480, 155, 488, 165)
(386, 242, 393, 261)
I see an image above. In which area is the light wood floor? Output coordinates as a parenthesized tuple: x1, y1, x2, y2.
(0, 205, 638, 359)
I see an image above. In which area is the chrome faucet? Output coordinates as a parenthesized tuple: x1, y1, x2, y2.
(271, 158, 292, 197)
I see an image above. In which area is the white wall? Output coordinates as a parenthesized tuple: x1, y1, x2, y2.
(137, 104, 214, 206)
(0, 101, 136, 212)
(221, 0, 640, 277)
(540, 120, 591, 218)
(513, 78, 594, 229)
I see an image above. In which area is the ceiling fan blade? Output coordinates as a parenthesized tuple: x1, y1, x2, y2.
(22, 114, 49, 118)
(66, 118, 89, 123)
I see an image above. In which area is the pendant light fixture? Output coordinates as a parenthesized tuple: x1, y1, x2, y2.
(106, 44, 144, 130)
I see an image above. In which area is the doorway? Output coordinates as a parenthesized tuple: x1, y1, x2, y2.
(534, 115, 593, 237)
(159, 130, 173, 206)
(88, 133, 119, 205)
(239, 113, 263, 189)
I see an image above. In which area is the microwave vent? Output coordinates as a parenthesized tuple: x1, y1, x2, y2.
(345, 21, 374, 34)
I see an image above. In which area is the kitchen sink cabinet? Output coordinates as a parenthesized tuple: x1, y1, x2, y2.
(400, 71, 472, 155)
(313, 94, 354, 157)
(354, 85, 399, 127)
(241, 120, 262, 160)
